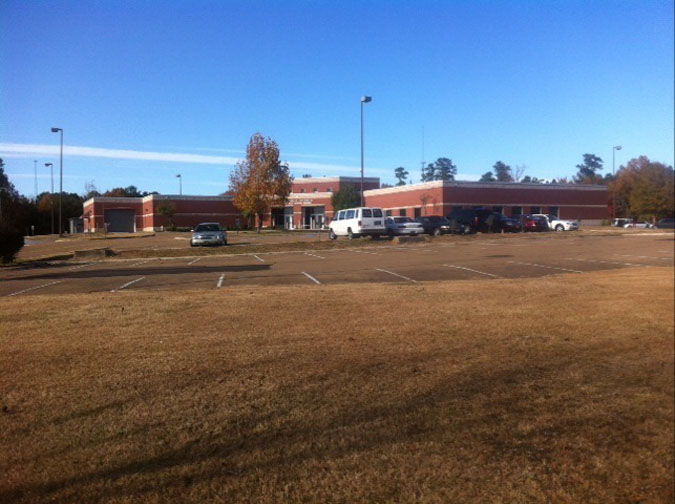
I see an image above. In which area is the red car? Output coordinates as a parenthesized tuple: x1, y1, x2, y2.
(524, 215, 549, 232)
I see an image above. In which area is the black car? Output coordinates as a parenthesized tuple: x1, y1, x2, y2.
(487, 213, 522, 233)
(656, 217, 674, 229)
(446, 208, 494, 233)
(415, 215, 452, 236)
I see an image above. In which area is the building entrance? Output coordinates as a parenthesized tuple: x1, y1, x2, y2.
(302, 206, 325, 229)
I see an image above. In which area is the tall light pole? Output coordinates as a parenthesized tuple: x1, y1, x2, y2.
(51, 127, 63, 235)
(360, 95, 372, 207)
(45, 163, 54, 234)
(612, 145, 622, 219)
(176, 174, 182, 195)
(33, 160, 38, 201)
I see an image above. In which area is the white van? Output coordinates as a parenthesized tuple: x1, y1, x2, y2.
(328, 207, 386, 239)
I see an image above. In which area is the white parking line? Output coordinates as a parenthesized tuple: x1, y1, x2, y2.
(217, 273, 225, 288)
(613, 253, 672, 261)
(69, 262, 92, 271)
(565, 258, 645, 267)
(443, 264, 499, 278)
(111, 276, 145, 292)
(6, 280, 62, 297)
(130, 260, 152, 267)
(508, 261, 582, 273)
(302, 271, 321, 284)
(375, 268, 417, 283)
(188, 257, 201, 265)
(352, 249, 380, 255)
(304, 252, 326, 259)
(253, 255, 265, 262)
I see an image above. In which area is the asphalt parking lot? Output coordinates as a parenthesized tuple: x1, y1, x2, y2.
(2, 233, 673, 297)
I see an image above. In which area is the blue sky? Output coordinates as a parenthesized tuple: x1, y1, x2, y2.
(1, 0, 673, 197)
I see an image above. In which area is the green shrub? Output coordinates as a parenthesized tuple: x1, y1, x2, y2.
(0, 222, 24, 263)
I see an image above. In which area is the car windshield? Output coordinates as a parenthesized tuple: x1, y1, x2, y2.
(194, 224, 220, 232)
(393, 217, 412, 223)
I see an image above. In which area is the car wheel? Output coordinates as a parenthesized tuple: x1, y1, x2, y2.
(223, 240, 227, 246)
(555, 224, 564, 232)
(329, 229, 337, 240)
(347, 229, 354, 240)
(190, 241, 196, 247)
(433, 228, 441, 236)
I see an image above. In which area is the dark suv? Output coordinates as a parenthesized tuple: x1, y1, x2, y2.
(415, 215, 452, 236)
(447, 208, 494, 234)
(656, 217, 674, 229)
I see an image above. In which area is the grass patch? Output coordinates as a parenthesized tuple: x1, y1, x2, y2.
(1, 268, 673, 502)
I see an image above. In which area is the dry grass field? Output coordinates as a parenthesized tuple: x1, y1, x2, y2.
(1, 267, 673, 503)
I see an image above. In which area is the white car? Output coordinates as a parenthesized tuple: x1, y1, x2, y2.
(328, 207, 386, 239)
(385, 216, 425, 236)
(624, 221, 653, 229)
(531, 213, 579, 232)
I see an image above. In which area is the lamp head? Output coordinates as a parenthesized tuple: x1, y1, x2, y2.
(51, 127, 61, 133)
(361, 96, 372, 103)
(45, 162, 53, 167)
(615, 145, 622, 151)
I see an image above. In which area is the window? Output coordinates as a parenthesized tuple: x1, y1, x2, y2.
(327, 187, 333, 192)
(362, 208, 372, 217)
(548, 206, 559, 217)
(313, 188, 318, 192)
(530, 206, 541, 214)
(373, 208, 383, 217)
(300, 188, 305, 193)
(337, 211, 346, 220)
(346, 209, 355, 219)
(385, 210, 393, 216)
(492, 206, 503, 214)
(511, 206, 522, 217)
(414, 207, 422, 218)
(399, 208, 407, 217)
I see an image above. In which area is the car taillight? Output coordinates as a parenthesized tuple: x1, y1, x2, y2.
(474, 217, 478, 225)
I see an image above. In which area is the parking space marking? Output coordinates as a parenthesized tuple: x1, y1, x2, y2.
(351, 249, 380, 255)
(6, 280, 63, 297)
(565, 258, 645, 267)
(69, 262, 93, 271)
(443, 264, 499, 278)
(130, 259, 152, 267)
(613, 253, 672, 262)
(508, 261, 582, 274)
(217, 273, 225, 288)
(188, 257, 201, 265)
(375, 268, 417, 283)
(253, 255, 265, 262)
(304, 252, 326, 259)
(111, 276, 145, 292)
(302, 271, 321, 284)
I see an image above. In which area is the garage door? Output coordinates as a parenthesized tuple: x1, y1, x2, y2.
(104, 209, 136, 232)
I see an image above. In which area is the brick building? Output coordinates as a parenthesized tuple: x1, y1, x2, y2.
(82, 177, 609, 232)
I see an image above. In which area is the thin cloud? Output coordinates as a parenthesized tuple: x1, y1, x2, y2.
(0, 142, 366, 174)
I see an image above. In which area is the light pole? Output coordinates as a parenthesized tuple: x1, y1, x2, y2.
(176, 174, 182, 195)
(612, 145, 622, 220)
(45, 163, 54, 234)
(360, 95, 372, 207)
(51, 128, 63, 235)
(33, 160, 38, 201)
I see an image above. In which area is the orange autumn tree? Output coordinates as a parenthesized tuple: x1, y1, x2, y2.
(229, 133, 293, 232)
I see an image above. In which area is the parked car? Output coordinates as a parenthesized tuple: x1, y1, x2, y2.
(415, 215, 452, 236)
(328, 207, 386, 239)
(531, 213, 579, 232)
(385, 216, 425, 236)
(523, 215, 550, 232)
(190, 222, 227, 246)
(612, 218, 632, 228)
(446, 208, 494, 234)
(487, 213, 522, 233)
(623, 221, 654, 229)
(655, 217, 675, 229)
